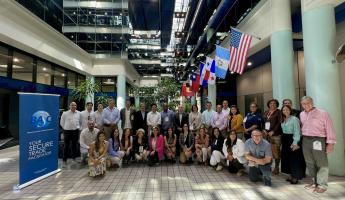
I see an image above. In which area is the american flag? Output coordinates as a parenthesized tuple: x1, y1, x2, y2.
(229, 28, 252, 74)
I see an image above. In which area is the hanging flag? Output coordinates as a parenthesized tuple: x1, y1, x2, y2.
(206, 57, 216, 85)
(199, 62, 208, 87)
(191, 73, 200, 93)
(181, 83, 194, 97)
(215, 45, 230, 79)
(229, 28, 252, 74)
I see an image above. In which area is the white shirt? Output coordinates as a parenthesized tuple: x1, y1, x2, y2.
(222, 107, 230, 117)
(80, 110, 94, 130)
(202, 109, 215, 126)
(60, 110, 81, 130)
(147, 111, 161, 126)
(91, 110, 103, 128)
(124, 109, 132, 129)
(80, 128, 99, 153)
(222, 139, 247, 165)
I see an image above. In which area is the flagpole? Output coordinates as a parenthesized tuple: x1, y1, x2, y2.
(230, 26, 262, 40)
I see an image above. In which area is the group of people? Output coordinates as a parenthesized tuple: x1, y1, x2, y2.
(60, 96, 336, 193)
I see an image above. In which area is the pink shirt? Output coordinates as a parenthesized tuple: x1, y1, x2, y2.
(300, 108, 336, 144)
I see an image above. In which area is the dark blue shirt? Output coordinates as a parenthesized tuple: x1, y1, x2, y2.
(244, 112, 263, 133)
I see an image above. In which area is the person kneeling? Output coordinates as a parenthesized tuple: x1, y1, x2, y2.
(209, 128, 225, 171)
(244, 130, 272, 186)
(179, 124, 195, 164)
(223, 131, 247, 176)
(88, 131, 108, 177)
(148, 127, 164, 166)
(133, 129, 149, 162)
(107, 129, 125, 168)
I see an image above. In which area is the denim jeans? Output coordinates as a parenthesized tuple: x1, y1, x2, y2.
(248, 164, 272, 186)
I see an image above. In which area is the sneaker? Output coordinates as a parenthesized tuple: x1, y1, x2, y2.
(236, 169, 245, 177)
(216, 165, 223, 171)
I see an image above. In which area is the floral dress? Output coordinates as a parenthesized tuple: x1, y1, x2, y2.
(88, 141, 107, 177)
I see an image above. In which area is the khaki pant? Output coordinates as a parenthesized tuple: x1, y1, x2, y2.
(103, 125, 117, 139)
(303, 136, 329, 189)
(180, 148, 193, 163)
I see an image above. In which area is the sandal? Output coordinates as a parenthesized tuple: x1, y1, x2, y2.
(313, 187, 327, 193)
(304, 183, 316, 190)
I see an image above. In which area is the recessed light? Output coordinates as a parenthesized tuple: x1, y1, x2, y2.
(42, 67, 47, 71)
(231, 71, 235, 74)
(247, 62, 252, 66)
(61, 73, 65, 77)
(13, 58, 19, 63)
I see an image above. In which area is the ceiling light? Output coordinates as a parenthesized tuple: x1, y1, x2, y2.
(42, 67, 47, 71)
(104, 12, 107, 15)
(247, 62, 252, 66)
(61, 73, 66, 77)
(13, 58, 19, 63)
(231, 71, 235, 74)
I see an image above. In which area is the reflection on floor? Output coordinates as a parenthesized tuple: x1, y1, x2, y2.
(1, 146, 345, 200)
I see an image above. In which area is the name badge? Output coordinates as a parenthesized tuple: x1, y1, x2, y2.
(265, 122, 270, 130)
(243, 117, 247, 123)
(139, 146, 144, 153)
(165, 116, 169, 122)
(189, 125, 194, 130)
(313, 141, 322, 151)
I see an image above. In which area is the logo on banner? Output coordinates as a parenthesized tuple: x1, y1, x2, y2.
(31, 111, 52, 128)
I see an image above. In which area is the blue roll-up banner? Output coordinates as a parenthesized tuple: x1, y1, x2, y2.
(15, 93, 61, 190)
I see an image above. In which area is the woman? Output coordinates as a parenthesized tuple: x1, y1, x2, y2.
(133, 128, 148, 162)
(209, 127, 225, 171)
(263, 99, 283, 175)
(179, 123, 195, 164)
(243, 102, 263, 140)
(195, 127, 209, 165)
(107, 129, 125, 167)
(88, 131, 108, 177)
(281, 105, 306, 184)
(189, 105, 202, 136)
(148, 126, 164, 166)
(228, 105, 245, 140)
(164, 127, 176, 163)
(223, 131, 247, 175)
(120, 128, 133, 164)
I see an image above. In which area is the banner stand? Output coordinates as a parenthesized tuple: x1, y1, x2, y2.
(15, 92, 61, 191)
(13, 168, 61, 190)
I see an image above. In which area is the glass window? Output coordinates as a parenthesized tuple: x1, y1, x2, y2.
(54, 67, 66, 88)
(67, 71, 77, 89)
(101, 77, 115, 92)
(37, 60, 52, 85)
(77, 75, 86, 86)
(12, 51, 33, 82)
(0, 45, 8, 77)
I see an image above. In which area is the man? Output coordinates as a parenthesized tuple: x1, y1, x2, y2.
(79, 120, 99, 164)
(222, 100, 230, 117)
(102, 98, 120, 139)
(80, 102, 94, 130)
(147, 103, 161, 136)
(91, 103, 104, 130)
(283, 99, 301, 118)
(120, 99, 135, 130)
(133, 102, 148, 135)
(160, 103, 175, 135)
(300, 96, 336, 193)
(244, 129, 272, 186)
(60, 102, 81, 167)
(211, 105, 228, 138)
(174, 105, 189, 155)
(202, 101, 215, 136)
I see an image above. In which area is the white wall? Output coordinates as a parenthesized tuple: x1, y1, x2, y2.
(236, 51, 306, 114)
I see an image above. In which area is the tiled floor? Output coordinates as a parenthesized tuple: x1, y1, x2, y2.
(1, 146, 345, 200)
